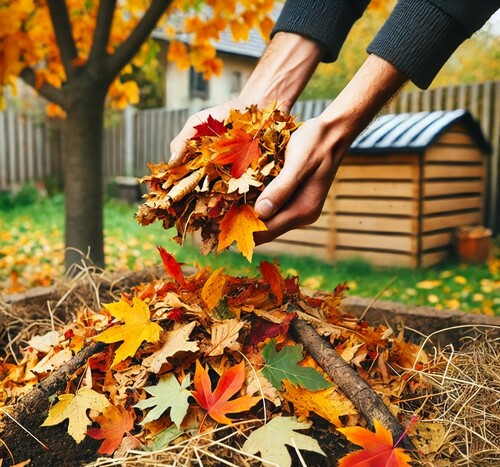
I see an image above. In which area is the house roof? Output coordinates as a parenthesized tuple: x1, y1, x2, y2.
(153, 6, 283, 59)
(349, 109, 491, 154)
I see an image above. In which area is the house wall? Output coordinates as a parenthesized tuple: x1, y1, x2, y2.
(163, 49, 257, 111)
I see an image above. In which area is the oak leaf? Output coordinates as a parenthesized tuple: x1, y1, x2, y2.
(261, 339, 330, 391)
(142, 322, 199, 373)
(191, 360, 260, 425)
(135, 373, 191, 428)
(87, 405, 135, 455)
(211, 128, 262, 178)
(337, 419, 412, 467)
(242, 416, 326, 467)
(94, 297, 162, 367)
(217, 203, 267, 262)
(41, 387, 110, 443)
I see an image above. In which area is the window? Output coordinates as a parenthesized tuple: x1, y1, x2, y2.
(189, 67, 209, 100)
(230, 71, 243, 94)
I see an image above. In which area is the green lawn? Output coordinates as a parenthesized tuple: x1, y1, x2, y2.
(1, 193, 498, 316)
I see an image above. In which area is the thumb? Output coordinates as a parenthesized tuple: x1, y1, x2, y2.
(255, 155, 307, 219)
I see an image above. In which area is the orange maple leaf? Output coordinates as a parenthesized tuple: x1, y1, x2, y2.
(191, 360, 260, 425)
(337, 419, 412, 467)
(87, 405, 135, 455)
(217, 204, 267, 262)
(211, 128, 262, 178)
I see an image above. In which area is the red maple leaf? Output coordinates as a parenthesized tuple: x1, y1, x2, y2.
(193, 115, 228, 140)
(337, 419, 413, 467)
(87, 405, 135, 455)
(212, 128, 262, 178)
(157, 246, 186, 287)
(191, 360, 260, 425)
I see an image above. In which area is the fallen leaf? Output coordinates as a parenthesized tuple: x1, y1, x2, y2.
(191, 360, 260, 425)
(242, 416, 326, 467)
(260, 260, 286, 305)
(201, 268, 226, 311)
(94, 297, 162, 367)
(135, 373, 191, 428)
(217, 204, 267, 262)
(227, 168, 263, 194)
(157, 246, 187, 287)
(337, 419, 412, 467)
(143, 424, 184, 452)
(42, 387, 110, 443)
(143, 321, 199, 373)
(261, 339, 330, 391)
(247, 313, 295, 346)
(206, 318, 245, 357)
(87, 405, 135, 455)
(193, 115, 227, 140)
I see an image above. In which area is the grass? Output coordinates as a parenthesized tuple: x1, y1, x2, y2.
(0, 193, 498, 315)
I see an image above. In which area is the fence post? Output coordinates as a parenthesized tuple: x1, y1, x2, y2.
(124, 105, 135, 176)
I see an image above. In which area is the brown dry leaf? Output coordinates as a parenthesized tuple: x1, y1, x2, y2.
(206, 318, 245, 357)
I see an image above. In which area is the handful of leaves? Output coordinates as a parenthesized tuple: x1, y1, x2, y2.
(136, 104, 300, 261)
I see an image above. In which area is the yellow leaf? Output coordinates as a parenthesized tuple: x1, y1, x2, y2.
(42, 387, 110, 443)
(94, 297, 162, 367)
(282, 380, 357, 427)
(201, 267, 226, 311)
(217, 204, 267, 262)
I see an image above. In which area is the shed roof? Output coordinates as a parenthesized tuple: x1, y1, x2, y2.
(349, 109, 491, 154)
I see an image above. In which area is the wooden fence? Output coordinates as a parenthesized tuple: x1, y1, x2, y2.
(1, 81, 499, 232)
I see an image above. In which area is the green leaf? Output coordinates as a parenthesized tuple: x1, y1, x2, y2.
(261, 339, 330, 391)
(242, 416, 326, 467)
(144, 424, 184, 452)
(135, 373, 191, 428)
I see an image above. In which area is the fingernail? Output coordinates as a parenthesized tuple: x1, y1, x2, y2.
(255, 199, 275, 218)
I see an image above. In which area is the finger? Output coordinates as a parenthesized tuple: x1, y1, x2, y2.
(254, 150, 311, 219)
(169, 120, 198, 164)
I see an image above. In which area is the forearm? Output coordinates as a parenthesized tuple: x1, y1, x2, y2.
(319, 54, 408, 154)
(236, 32, 325, 112)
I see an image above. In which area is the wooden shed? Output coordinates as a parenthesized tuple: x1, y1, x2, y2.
(257, 109, 491, 268)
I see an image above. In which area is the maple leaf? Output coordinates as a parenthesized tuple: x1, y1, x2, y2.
(157, 246, 187, 287)
(41, 387, 110, 443)
(261, 339, 330, 391)
(337, 419, 413, 467)
(191, 360, 260, 425)
(217, 203, 267, 262)
(242, 416, 326, 467)
(211, 128, 262, 178)
(193, 115, 227, 140)
(135, 373, 191, 428)
(206, 318, 245, 357)
(226, 168, 263, 195)
(87, 404, 135, 455)
(142, 322, 199, 374)
(94, 297, 162, 368)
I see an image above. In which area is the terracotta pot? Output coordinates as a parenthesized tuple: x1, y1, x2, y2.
(455, 225, 492, 264)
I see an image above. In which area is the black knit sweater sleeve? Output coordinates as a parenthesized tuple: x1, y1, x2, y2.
(368, 0, 500, 89)
(271, 0, 370, 62)
(272, 0, 499, 90)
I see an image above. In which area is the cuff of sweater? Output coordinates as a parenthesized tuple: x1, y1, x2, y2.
(367, 0, 469, 89)
(271, 0, 367, 63)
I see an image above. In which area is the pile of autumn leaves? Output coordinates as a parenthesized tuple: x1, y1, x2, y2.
(136, 103, 298, 261)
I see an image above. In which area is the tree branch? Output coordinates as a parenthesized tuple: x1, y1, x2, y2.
(106, 0, 172, 80)
(88, 0, 117, 65)
(47, 0, 78, 80)
(20, 68, 67, 109)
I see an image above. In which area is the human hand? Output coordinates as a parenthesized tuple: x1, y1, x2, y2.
(253, 117, 346, 244)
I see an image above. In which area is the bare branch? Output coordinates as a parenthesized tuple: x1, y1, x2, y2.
(106, 0, 172, 80)
(47, 0, 78, 80)
(88, 0, 117, 65)
(20, 67, 67, 109)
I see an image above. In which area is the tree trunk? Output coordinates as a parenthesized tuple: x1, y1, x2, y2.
(63, 87, 107, 271)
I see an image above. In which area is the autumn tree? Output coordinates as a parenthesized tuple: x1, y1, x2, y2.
(0, 0, 274, 270)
